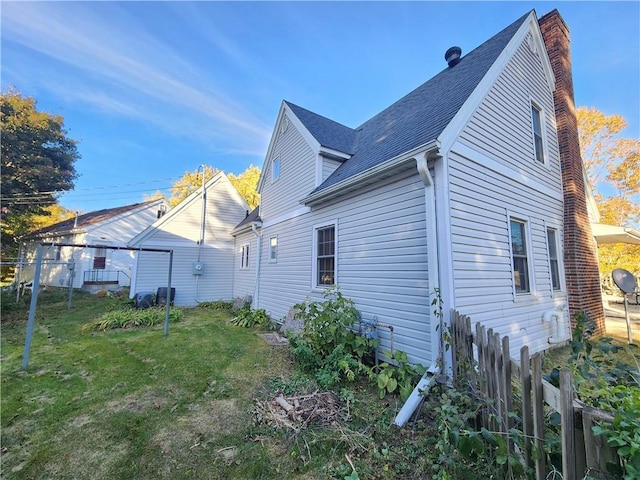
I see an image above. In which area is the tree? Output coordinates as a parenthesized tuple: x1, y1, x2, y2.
(1, 91, 80, 277)
(228, 165, 261, 210)
(577, 106, 640, 278)
(168, 165, 218, 207)
(168, 164, 261, 210)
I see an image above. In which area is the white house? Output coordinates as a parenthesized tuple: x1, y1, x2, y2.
(129, 171, 249, 306)
(19, 199, 169, 290)
(231, 9, 601, 371)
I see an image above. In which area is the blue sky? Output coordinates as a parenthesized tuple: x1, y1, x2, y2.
(2, 1, 639, 212)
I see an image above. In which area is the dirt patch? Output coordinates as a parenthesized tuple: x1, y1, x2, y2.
(152, 398, 245, 454)
(105, 387, 170, 413)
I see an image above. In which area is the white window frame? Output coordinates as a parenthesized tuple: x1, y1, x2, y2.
(269, 236, 278, 263)
(311, 220, 338, 290)
(272, 158, 280, 183)
(545, 224, 563, 294)
(508, 216, 532, 297)
(240, 244, 250, 270)
(530, 100, 547, 165)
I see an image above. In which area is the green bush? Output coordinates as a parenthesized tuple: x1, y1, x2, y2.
(290, 287, 378, 388)
(81, 306, 183, 332)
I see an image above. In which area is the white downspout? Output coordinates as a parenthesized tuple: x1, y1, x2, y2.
(251, 224, 262, 308)
(395, 149, 442, 427)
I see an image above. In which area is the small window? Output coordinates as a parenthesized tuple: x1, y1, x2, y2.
(93, 248, 106, 270)
(314, 224, 336, 287)
(510, 219, 530, 294)
(269, 236, 278, 263)
(531, 103, 545, 163)
(272, 158, 280, 182)
(547, 228, 561, 291)
(240, 244, 250, 269)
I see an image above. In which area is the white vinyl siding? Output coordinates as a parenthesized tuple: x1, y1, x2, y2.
(232, 231, 256, 299)
(256, 170, 432, 366)
(131, 175, 248, 306)
(322, 157, 342, 182)
(260, 120, 317, 220)
(448, 32, 568, 355)
(457, 36, 561, 190)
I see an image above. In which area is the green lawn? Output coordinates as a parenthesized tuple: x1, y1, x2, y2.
(1, 289, 302, 479)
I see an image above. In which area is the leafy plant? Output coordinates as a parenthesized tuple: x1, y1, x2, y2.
(230, 307, 272, 329)
(373, 350, 425, 401)
(81, 305, 182, 332)
(289, 287, 378, 388)
(198, 300, 233, 310)
(547, 310, 640, 479)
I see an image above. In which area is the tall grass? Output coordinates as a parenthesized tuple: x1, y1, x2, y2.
(81, 306, 183, 332)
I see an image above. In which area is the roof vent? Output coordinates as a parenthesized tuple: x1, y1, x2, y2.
(445, 46, 462, 67)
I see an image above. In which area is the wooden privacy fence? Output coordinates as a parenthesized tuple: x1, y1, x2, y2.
(450, 310, 621, 480)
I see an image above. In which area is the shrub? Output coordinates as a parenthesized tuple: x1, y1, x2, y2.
(290, 287, 378, 388)
(198, 300, 234, 310)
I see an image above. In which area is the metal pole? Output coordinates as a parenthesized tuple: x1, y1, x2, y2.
(624, 296, 633, 345)
(22, 244, 44, 370)
(164, 250, 173, 337)
(67, 258, 75, 310)
(15, 244, 24, 303)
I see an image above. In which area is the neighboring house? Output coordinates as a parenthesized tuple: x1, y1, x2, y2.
(233, 9, 602, 368)
(19, 199, 169, 290)
(129, 171, 249, 306)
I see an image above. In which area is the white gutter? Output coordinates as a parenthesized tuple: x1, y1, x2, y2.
(251, 224, 262, 308)
(395, 147, 443, 427)
(301, 140, 440, 206)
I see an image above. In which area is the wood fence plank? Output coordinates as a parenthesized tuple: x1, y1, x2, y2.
(560, 369, 576, 480)
(477, 323, 488, 427)
(532, 353, 546, 480)
(520, 346, 533, 468)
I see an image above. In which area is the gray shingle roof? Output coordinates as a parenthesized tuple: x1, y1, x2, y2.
(289, 11, 531, 194)
(234, 206, 261, 231)
(284, 102, 357, 155)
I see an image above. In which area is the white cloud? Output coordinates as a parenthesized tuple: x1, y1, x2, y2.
(1, 2, 272, 146)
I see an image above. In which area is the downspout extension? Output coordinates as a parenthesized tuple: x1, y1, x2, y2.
(395, 147, 442, 427)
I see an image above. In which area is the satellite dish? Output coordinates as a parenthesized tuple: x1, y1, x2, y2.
(611, 268, 637, 345)
(612, 268, 637, 294)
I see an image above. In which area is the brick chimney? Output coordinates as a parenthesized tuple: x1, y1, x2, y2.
(539, 10, 605, 332)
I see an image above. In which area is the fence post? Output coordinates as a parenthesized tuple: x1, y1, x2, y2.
(532, 353, 546, 479)
(560, 369, 576, 480)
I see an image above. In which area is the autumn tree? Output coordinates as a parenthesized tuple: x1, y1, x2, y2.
(168, 164, 261, 210)
(228, 165, 261, 210)
(577, 106, 640, 278)
(1, 91, 80, 277)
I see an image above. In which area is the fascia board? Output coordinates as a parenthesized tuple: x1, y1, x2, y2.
(301, 140, 440, 206)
